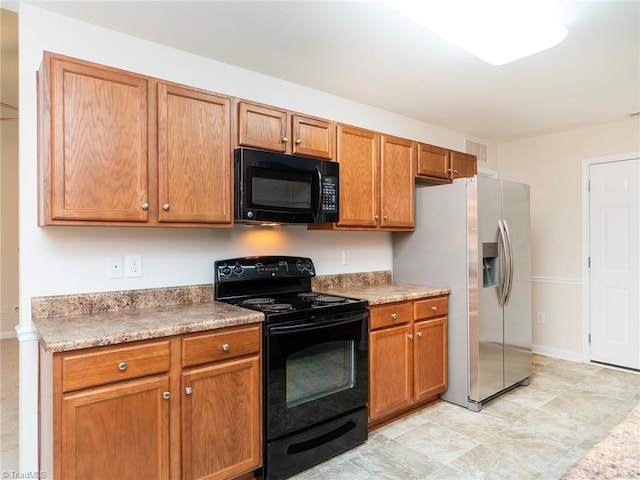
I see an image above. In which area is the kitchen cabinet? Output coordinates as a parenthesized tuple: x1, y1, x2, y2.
(181, 326, 262, 480)
(38, 52, 233, 227)
(40, 325, 261, 480)
(416, 143, 477, 184)
(237, 101, 335, 159)
(312, 125, 415, 231)
(157, 82, 232, 224)
(368, 296, 448, 426)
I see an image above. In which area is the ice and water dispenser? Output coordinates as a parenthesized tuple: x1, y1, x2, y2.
(482, 242, 498, 287)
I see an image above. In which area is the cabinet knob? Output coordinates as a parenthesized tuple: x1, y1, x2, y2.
(222, 343, 230, 352)
(383, 215, 389, 220)
(408, 334, 414, 340)
(374, 214, 380, 220)
(447, 168, 452, 172)
(417, 331, 423, 337)
(163, 203, 170, 211)
(295, 138, 302, 145)
(141, 202, 149, 210)
(282, 136, 289, 143)
(162, 391, 171, 400)
(118, 362, 127, 371)
(390, 313, 397, 319)
(453, 169, 459, 174)
(185, 386, 193, 395)
(431, 305, 438, 312)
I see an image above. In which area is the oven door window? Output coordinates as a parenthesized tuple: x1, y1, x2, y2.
(249, 167, 313, 211)
(266, 312, 369, 440)
(286, 340, 355, 408)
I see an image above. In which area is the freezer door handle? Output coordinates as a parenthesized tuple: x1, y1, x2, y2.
(497, 220, 511, 307)
(503, 220, 515, 305)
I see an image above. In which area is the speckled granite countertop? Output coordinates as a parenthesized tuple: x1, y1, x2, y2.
(33, 300, 263, 353)
(562, 402, 640, 479)
(315, 283, 450, 305)
(33, 271, 449, 353)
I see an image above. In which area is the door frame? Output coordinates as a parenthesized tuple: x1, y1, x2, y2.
(581, 151, 640, 363)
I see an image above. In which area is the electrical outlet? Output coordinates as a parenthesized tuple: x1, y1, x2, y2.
(125, 254, 143, 278)
(107, 256, 123, 279)
(342, 250, 351, 265)
(536, 312, 546, 325)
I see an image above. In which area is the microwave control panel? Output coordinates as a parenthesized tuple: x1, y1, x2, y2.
(321, 178, 338, 212)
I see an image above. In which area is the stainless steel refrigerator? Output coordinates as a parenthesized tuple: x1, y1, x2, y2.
(393, 176, 531, 411)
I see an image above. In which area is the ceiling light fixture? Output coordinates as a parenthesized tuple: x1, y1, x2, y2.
(380, 0, 568, 66)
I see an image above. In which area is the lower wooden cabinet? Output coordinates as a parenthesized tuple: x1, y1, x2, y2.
(40, 325, 262, 480)
(182, 354, 261, 480)
(61, 375, 171, 479)
(369, 296, 448, 426)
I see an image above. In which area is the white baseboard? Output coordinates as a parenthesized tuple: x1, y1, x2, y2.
(532, 344, 584, 363)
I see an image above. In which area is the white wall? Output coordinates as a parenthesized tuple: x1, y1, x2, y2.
(18, 4, 475, 473)
(497, 119, 640, 359)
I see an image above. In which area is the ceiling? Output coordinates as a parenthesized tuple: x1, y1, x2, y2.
(5, 1, 640, 141)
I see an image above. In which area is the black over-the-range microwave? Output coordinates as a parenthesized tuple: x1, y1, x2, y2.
(234, 148, 339, 225)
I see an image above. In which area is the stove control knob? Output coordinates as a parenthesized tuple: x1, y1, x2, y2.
(221, 265, 232, 276)
(304, 259, 314, 272)
(296, 259, 305, 272)
(233, 263, 243, 275)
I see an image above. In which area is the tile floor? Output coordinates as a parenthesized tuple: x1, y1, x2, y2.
(1, 341, 638, 479)
(291, 354, 640, 480)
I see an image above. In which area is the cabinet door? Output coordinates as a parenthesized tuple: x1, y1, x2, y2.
(336, 125, 380, 228)
(42, 54, 149, 223)
(60, 375, 170, 479)
(369, 324, 413, 421)
(450, 151, 477, 179)
(292, 114, 335, 159)
(182, 355, 261, 480)
(416, 143, 450, 180)
(157, 83, 232, 224)
(237, 101, 288, 152)
(414, 317, 448, 402)
(380, 135, 415, 229)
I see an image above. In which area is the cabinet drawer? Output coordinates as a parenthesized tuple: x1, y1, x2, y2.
(182, 325, 261, 368)
(370, 302, 413, 330)
(61, 340, 171, 392)
(414, 296, 448, 320)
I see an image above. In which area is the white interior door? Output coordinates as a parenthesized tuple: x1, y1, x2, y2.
(589, 158, 640, 369)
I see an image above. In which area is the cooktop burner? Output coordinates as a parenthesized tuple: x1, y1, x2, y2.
(214, 256, 369, 323)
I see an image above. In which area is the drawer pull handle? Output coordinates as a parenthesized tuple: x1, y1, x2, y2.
(222, 343, 230, 352)
(431, 305, 438, 312)
(162, 391, 171, 400)
(185, 387, 193, 395)
(390, 313, 397, 319)
(118, 362, 127, 371)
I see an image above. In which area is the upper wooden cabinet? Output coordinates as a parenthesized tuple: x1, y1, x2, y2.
(38, 52, 233, 227)
(237, 101, 335, 159)
(38, 52, 150, 223)
(314, 125, 414, 231)
(157, 83, 232, 224)
(416, 143, 477, 184)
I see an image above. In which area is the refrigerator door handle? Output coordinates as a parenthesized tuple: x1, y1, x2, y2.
(503, 220, 515, 305)
(498, 220, 511, 307)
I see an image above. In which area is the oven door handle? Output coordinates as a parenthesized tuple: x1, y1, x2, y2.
(268, 311, 368, 335)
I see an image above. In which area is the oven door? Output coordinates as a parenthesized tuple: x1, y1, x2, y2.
(265, 310, 369, 440)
